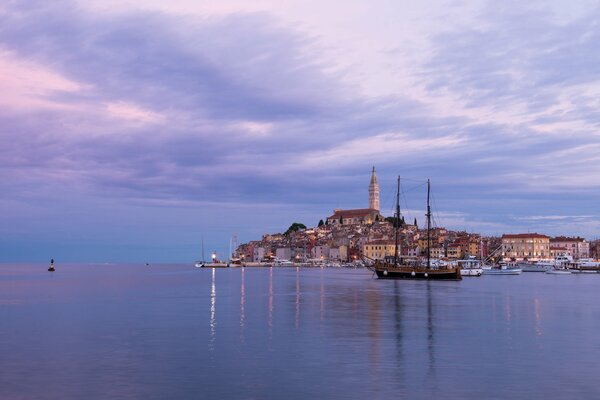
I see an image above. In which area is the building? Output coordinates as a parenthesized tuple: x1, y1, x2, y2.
(363, 240, 396, 260)
(549, 236, 589, 259)
(326, 167, 382, 226)
(501, 233, 550, 260)
(368, 166, 380, 211)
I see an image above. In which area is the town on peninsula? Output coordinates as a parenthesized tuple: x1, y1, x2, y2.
(235, 168, 600, 267)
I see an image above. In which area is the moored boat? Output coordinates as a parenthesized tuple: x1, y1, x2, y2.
(457, 257, 483, 277)
(545, 268, 571, 275)
(483, 263, 522, 275)
(370, 177, 461, 281)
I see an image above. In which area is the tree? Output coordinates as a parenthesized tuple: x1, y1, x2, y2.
(339, 216, 343, 225)
(414, 217, 418, 227)
(285, 222, 307, 235)
(318, 219, 324, 227)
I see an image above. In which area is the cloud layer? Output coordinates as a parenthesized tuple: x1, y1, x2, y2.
(1, 0, 599, 261)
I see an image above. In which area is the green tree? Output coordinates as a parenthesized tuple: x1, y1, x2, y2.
(285, 222, 307, 235)
(318, 219, 324, 227)
(413, 217, 418, 227)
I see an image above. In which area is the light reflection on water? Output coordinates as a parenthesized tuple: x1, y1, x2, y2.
(1, 264, 600, 399)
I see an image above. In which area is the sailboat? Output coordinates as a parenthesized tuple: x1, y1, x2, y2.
(370, 177, 462, 280)
(195, 237, 207, 268)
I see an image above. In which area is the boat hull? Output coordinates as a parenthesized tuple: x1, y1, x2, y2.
(482, 268, 522, 275)
(461, 268, 483, 277)
(373, 264, 461, 280)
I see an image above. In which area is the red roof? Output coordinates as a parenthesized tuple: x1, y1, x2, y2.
(328, 208, 379, 219)
(365, 240, 395, 245)
(502, 233, 550, 239)
(550, 236, 585, 242)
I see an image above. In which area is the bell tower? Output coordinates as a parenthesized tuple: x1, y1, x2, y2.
(369, 166, 380, 211)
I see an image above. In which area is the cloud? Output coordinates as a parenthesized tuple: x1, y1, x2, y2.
(1, 0, 600, 261)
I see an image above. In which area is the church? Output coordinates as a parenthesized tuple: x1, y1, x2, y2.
(326, 167, 383, 226)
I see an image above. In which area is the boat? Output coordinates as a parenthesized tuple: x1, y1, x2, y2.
(370, 177, 462, 280)
(194, 236, 207, 267)
(567, 259, 600, 274)
(482, 262, 522, 275)
(273, 258, 294, 267)
(457, 257, 483, 276)
(197, 250, 230, 268)
(48, 258, 55, 272)
(545, 268, 571, 275)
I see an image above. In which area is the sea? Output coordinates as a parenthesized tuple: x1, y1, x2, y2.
(1, 264, 599, 399)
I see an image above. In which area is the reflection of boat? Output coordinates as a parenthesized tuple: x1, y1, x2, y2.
(371, 177, 461, 280)
(483, 263, 522, 275)
(458, 257, 483, 276)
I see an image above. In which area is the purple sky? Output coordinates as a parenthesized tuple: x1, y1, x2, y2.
(1, 0, 599, 262)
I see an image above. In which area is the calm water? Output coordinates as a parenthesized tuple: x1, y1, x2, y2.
(1, 264, 600, 399)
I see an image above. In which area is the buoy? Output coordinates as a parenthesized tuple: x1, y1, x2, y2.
(424, 273, 428, 278)
(383, 270, 388, 276)
(48, 258, 55, 272)
(411, 271, 416, 276)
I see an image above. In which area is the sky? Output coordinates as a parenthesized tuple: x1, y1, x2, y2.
(1, 0, 599, 262)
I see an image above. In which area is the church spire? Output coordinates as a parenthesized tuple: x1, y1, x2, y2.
(369, 166, 380, 211)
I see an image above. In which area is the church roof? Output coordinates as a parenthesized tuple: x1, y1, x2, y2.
(328, 208, 380, 219)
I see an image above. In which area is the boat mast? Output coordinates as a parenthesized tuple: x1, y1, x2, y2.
(426, 178, 431, 269)
(202, 235, 205, 262)
(394, 175, 400, 265)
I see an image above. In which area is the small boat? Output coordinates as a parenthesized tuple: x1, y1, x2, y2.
(567, 259, 600, 273)
(483, 263, 522, 275)
(545, 268, 571, 275)
(273, 258, 294, 267)
(458, 257, 483, 277)
(48, 258, 55, 272)
(520, 261, 552, 272)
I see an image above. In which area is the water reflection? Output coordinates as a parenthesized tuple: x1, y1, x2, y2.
(240, 266, 245, 344)
(426, 282, 436, 379)
(209, 268, 216, 351)
(295, 267, 300, 329)
(534, 298, 542, 337)
(269, 267, 273, 331)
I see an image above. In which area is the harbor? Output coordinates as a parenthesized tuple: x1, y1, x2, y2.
(2, 262, 600, 400)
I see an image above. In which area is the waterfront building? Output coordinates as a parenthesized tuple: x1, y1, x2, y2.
(329, 245, 348, 261)
(501, 233, 550, 260)
(363, 240, 396, 260)
(549, 236, 589, 259)
(276, 248, 292, 260)
(312, 245, 330, 260)
(446, 243, 463, 259)
(326, 167, 382, 226)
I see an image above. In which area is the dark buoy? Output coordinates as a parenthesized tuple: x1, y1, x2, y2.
(48, 258, 55, 272)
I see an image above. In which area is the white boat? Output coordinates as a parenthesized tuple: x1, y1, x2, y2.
(521, 261, 552, 272)
(546, 268, 571, 275)
(567, 259, 600, 273)
(457, 258, 483, 277)
(483, 263, 522, 275)
(273, 258, 294, 267)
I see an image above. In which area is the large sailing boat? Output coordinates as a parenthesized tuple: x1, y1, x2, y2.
(370, 177, 461, 280)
